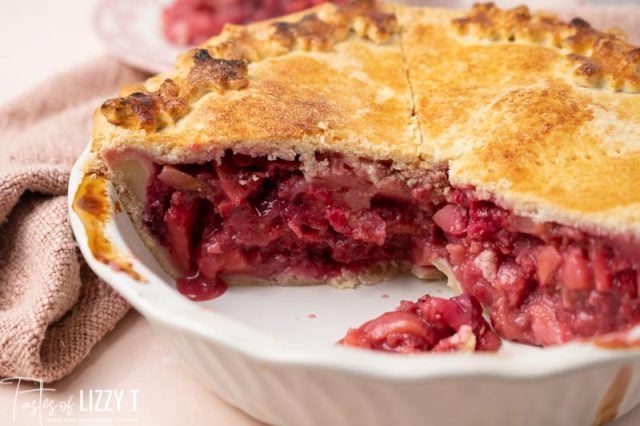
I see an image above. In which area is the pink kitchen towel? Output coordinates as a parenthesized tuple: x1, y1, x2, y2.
(0, 58, 148, 383)
(0, 1, 638, 384)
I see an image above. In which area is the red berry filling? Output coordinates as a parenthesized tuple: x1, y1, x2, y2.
(340, 294, 502, 353)
(142, 151, 640, 347)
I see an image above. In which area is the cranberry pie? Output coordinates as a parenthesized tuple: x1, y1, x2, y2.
(89, 1, 640, 347)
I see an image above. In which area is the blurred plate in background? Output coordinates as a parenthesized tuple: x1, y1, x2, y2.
(94, 0, 181, 73)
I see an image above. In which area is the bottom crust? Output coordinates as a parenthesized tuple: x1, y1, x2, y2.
(225, 262, 445, 289)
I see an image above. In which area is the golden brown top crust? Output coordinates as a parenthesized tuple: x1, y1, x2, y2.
(99, 51, 249, 132)
(453, 2, 640, 93)
(185, 49, 249, 97)
(400, 5, 640, 237)
(99, 0, 397, 132)
(270, 15, 339, 51)
(95, 2, 640, 237)
(100, 79, 190, 132)
(337, 0, 398, 42)
(93, 2, 416, 165)
(267, 0, 397, 50)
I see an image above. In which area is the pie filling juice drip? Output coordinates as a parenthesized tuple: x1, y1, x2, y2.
(143, 151, 640, 347)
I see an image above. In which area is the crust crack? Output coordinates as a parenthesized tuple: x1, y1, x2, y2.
(395, 4, 423, 154)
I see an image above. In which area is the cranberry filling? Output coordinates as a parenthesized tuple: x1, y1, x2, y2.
(143, 151, 640, 347)
(340, 294, 502, 353)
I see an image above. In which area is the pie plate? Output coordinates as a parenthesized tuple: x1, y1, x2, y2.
(69, 145, 640, 426)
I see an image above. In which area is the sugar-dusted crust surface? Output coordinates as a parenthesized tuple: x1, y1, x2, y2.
(92, 1, 420, 169)
(92, 0, 640, 263)
(398, 3, 640, 238)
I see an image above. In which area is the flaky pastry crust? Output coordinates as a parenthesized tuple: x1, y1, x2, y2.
(92, 0, 416, 168)
(399, 4, 640, 238)
(92, 1, 640, 242)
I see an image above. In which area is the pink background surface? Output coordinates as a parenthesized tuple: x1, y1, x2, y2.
(0, 1, 638, 425)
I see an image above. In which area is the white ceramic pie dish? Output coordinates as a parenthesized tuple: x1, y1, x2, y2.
(69, 145, 640, 425)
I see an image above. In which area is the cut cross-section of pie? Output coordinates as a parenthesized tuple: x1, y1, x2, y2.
(89, 0, 640, 347)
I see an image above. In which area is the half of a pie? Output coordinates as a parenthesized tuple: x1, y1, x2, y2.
(88, 1, 640, 348)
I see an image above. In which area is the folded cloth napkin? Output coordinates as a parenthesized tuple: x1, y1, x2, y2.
(0, 58, 148, 383)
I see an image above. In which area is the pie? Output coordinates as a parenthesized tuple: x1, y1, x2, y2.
(88, 0, 640, 348)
